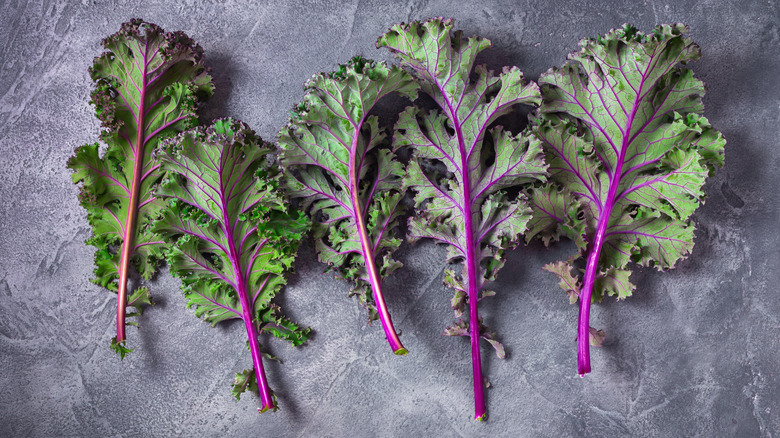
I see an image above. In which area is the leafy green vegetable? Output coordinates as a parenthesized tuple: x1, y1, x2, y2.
(527, 24, 725, 375)
(277, 56, 418, 354)
(67, 19, 213, 354)
(154, 118, 310, 412)
(378, 18, 548, 420)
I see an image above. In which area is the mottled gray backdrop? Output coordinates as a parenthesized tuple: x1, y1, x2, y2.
(1, 0, 778, 436)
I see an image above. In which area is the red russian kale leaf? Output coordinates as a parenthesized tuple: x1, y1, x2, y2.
(378, 18, 548, 420)
(527, 24, 725, 375)
(68, 19, 213, 355)
(277, 57, 418, 354)
(154, 119, 310, 412)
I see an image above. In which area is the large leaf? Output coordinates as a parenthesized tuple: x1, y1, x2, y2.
(529, 24, 725, 375)
(67, 19, 213, 353)
(378, 17, 547, 421)
(277, 56, 418, 354)
(154, 119, 310, 412)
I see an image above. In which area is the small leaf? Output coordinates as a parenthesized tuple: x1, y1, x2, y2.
(594, 268, 636, 302)
(110, 338, 133, 359)
(543, 260, 580, 304)
(126, 286, 153, 310)
(231, 369, 258, 401)
(479, 290, 496, 300)
(482, 335, 506, 360)
(589, 327, 606, 348)
(443, 319, 468, 337)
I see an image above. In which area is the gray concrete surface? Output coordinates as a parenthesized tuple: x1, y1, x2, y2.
(1, 0, 778, 436)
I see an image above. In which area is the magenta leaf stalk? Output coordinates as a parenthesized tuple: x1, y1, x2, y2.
(348, 134, 406, 354)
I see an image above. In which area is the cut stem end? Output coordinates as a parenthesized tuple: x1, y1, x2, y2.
(257, 402, 276, 414)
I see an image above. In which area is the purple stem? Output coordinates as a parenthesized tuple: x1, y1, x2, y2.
(348, 118, 406, 355)
(577, 211, 608, 376)
(439, 84, 486, 421)
(218, 149, 274, 412)
(236, 268, 275, 412)
(115, 38, 150, 344)
(576, 57, 650, 376)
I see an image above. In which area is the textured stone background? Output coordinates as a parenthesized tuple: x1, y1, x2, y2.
(1, 0, 778, 436)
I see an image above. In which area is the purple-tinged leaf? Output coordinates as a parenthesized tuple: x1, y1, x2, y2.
(277, 56, 418, 355)
(589, 327, 606, 347)
(154, 119, 311, 413)
(530, 24, 725, 376)
(543, 259, 581, 304)
(378, 17, 547, 421)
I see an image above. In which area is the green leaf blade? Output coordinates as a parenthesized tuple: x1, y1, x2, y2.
(155, 118, 310, 412)
(68, 19, 213, 350)
(533, 23, 725, 375)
